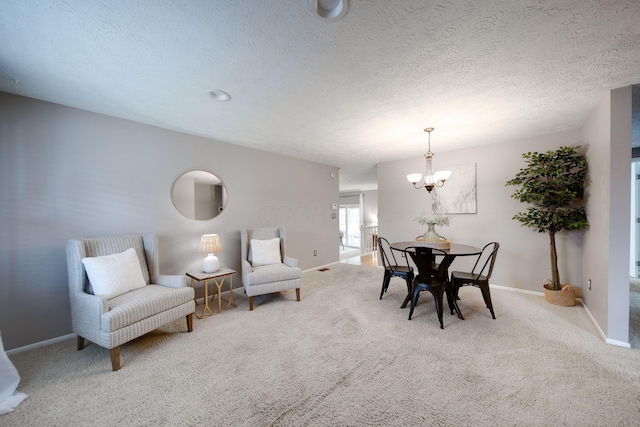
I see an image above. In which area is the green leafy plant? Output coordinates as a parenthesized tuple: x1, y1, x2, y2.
(505, 146, 589, 291)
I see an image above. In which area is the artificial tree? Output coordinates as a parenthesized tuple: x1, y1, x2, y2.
(505, 145, 589, 291)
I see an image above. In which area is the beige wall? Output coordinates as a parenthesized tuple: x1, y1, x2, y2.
(0, 92, 339, 350)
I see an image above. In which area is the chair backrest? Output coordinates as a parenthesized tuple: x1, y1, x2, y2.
(240, 227, 287, 265)
(66, 234, 157, 295)
(377, 237, 399, 270)
(471, 242, 500, 279)
(406, 246, 448, 281)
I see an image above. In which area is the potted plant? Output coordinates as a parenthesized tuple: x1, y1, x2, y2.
(505, 145, 589, 306)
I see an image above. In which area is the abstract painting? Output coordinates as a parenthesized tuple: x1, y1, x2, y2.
(432, 163, 477, 214)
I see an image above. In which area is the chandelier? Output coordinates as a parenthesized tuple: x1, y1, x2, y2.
(406, 127, 451, 193)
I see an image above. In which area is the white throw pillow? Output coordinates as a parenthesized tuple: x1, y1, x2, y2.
(250, 238, 282, 266)
(81, 248, 147, 299)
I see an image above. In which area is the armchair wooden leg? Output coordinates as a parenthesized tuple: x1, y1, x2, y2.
(295, 288, 301, 301)
(249, 296, 254, 311)
(77, 335, 85, 351)
(110, 347, 121, 371)
(186, 313, 193, 332)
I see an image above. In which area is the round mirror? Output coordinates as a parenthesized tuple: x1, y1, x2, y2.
(171, 170, 228, 220)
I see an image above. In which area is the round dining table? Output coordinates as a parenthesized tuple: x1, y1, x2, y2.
(390, 241, 482, 320)
(389, 242, 482, 257)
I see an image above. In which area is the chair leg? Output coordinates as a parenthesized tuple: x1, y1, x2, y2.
(401, 292, 411, 309)
(296, 288, 301, 301)
(110, 347, 121, 371)
(446, 286, 456, 315)
(77, 335, 85, 351)
(408, 287, 421, 320)
(380, 272, 391, 300)
(400, 275, 414, 308)
(479, 282, 496, 319)
(186, 313, 193, 332)
(452, 279, 461, 300)
(430, 287, 445, 329)
(445, 286, 464, 320)
(249, 296, 254, 311)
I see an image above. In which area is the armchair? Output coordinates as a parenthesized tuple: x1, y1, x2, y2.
(66, 234, 195, 371)
(240, 227, 301, 310)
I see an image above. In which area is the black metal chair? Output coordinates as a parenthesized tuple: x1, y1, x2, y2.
(415, 235, 442, 272)
(407, 246, 454, 329)
(450, 242, 500, 319)
(377, 237, 414, 305)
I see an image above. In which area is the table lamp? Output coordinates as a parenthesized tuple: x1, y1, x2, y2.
(200, 234, 222, 273)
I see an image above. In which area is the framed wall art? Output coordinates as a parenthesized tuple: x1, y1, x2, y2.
(432, 163, 476, 214)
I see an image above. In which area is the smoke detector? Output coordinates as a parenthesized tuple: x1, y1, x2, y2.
(309, 0, 349, 21)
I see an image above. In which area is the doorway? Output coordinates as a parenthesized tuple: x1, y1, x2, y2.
(339, 205, 361, 248)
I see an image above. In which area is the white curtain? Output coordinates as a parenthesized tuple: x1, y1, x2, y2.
(0, 331, 27, 415)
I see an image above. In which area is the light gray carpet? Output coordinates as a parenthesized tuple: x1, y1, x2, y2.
(4, 263, 640, 426)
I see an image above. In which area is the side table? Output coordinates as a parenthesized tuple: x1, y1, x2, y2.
(186, 268, 237, 319)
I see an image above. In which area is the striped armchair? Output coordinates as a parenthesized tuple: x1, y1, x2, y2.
(240, 227, 302, 310)
(66, 234, 195, 371)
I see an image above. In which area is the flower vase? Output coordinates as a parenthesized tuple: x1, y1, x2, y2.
(423, 223, 443, 242)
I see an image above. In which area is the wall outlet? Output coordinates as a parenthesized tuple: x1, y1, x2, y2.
(314, 250, 317, 256)
(588, 279, 592, 290)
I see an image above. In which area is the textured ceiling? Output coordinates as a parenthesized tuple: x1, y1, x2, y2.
(1, 0, 640, 191)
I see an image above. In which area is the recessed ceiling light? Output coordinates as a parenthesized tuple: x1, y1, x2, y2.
(207, 89, 231, 102)
(309, 0, 349, 21)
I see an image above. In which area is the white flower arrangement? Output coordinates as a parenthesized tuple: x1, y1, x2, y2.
(412, 211, 451, 227)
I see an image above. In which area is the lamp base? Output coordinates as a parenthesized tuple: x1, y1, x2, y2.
(203, 254, 220, 273)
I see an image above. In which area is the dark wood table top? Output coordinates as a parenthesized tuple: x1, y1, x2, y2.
(390, 241, 482, 257)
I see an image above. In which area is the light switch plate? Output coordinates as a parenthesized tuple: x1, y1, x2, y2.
(331, 203, 337, 210)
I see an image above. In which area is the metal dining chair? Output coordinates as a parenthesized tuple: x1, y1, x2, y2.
(407, 246, 453, 329)
(414, 235, 442, 272)
(450, 242, 500, 319)
(377, 237, 414, 304)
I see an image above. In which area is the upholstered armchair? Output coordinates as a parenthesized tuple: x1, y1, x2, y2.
(66, 234, 195, 371)
(240, 227, 301, 310)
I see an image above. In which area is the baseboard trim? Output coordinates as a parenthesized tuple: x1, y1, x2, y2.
(605, 338, 631, 348)
(6, 333, 76, 356)
(490, 284, 543, 297)
(490, 283, 631, 349)
(303, 261, 340, 273)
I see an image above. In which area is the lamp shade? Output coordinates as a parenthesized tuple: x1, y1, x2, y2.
(434, 170, 452, 182)
(406, 173, 423, 184)
(200, 234, 221, 273)
(199, 234, 222, 254)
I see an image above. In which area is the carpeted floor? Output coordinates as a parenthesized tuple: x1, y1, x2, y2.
(4, 263, 640, 426)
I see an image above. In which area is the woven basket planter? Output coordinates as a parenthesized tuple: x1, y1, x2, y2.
(543, 283, 576, 307)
